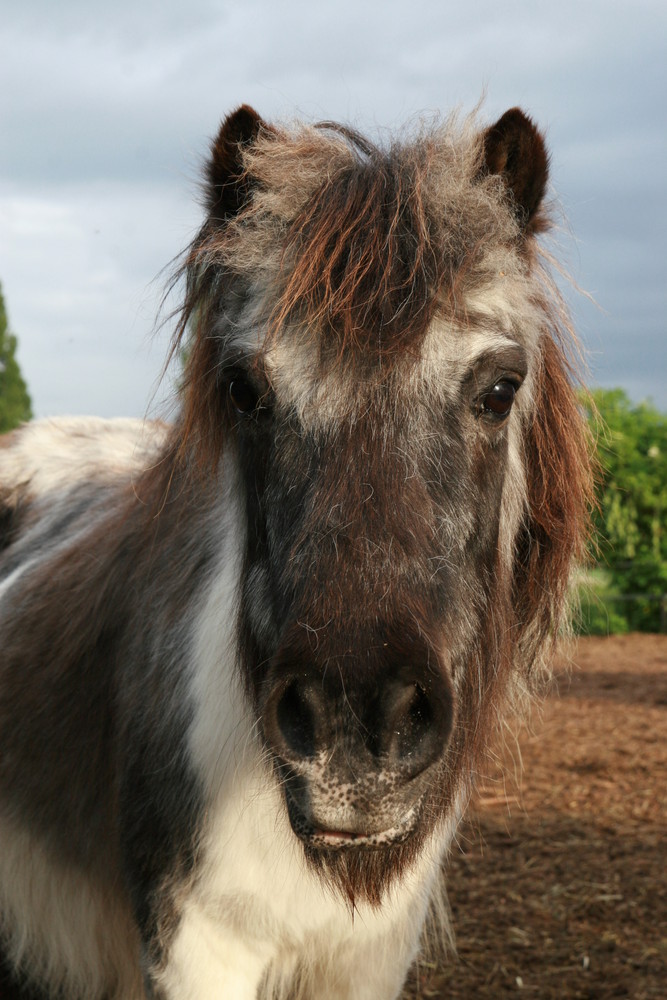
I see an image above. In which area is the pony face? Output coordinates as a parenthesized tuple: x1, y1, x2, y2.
(228, 335, 520, 879)
(172, 105, 591, 903)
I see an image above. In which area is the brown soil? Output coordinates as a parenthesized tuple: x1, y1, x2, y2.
(404, 634, 667, 1000)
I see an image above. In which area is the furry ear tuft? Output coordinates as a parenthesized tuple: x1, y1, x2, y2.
(206, 104, 264, 217)
(482, 108, 549, 230)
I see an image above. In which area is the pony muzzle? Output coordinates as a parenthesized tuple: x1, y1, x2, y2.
(260, 632, 454, 847)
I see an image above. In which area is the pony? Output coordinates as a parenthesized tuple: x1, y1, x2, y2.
(0, 104, 592, 999)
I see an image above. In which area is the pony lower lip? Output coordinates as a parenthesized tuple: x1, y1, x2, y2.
(309, 829, 378, 848)
(308, 812, 418, 847)
(312, 828, 360, 842)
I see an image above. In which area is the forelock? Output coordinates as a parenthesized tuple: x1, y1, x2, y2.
(199, 112, 527, 364)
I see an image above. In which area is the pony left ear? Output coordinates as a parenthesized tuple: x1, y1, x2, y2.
(482, 108, 549, 231)
(206, 104, 265, 218)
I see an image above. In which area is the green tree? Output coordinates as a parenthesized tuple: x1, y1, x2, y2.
(581, 388, 667, 632)
(0, 283, 33, 433)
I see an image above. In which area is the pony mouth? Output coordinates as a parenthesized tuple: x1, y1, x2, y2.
(288, 803, 420, 850)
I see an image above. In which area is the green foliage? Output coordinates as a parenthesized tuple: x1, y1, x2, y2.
(0, 283, 33, 434)
(577, 592, 630, 637)
(579, 388, 667, 633)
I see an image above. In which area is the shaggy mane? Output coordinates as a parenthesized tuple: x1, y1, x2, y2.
(169, 113, 535, 463)
(213, 116, 523, 355)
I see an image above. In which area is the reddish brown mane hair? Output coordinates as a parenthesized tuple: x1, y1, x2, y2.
(271, 127, 446, 358)
(518, 333, 594, 648)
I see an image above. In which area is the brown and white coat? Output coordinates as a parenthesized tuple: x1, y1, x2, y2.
(0, 105, 591, 1000)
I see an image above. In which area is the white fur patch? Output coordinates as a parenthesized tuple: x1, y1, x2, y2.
(155, 897, 273, 1000)
(163, 772, 448, 999)
(186, 461, 250, 801)
(0, 417, 168, 501)
(0, 813, 142, 1000)
(179, 503, 459, 996)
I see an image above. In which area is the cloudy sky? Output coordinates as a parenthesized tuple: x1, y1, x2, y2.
(1, 0, 665, 419)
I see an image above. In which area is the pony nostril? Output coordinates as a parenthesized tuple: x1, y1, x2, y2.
(390, 683, 432, 757)
(384, 677, 452, 774)
(275, 680, 317, 759)
(403, 684, 433, 751)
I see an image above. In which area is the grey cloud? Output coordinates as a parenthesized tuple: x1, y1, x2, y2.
(1, 0, 665, 416)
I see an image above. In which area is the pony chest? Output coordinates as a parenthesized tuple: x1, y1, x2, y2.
(194, 771, 349, 941)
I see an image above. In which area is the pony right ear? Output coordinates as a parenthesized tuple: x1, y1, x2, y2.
(482, 108, 549, 232)
(206, 104, 264, 218)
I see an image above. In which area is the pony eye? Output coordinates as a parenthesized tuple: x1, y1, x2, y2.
(229, 377, 260, 415)
(480, 380, 517, 418)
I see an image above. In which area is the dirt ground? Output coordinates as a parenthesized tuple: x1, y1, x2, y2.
(404, 633, 667, 1000)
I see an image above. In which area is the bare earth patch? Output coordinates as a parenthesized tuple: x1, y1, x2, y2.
(404, 634, 667, 999)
